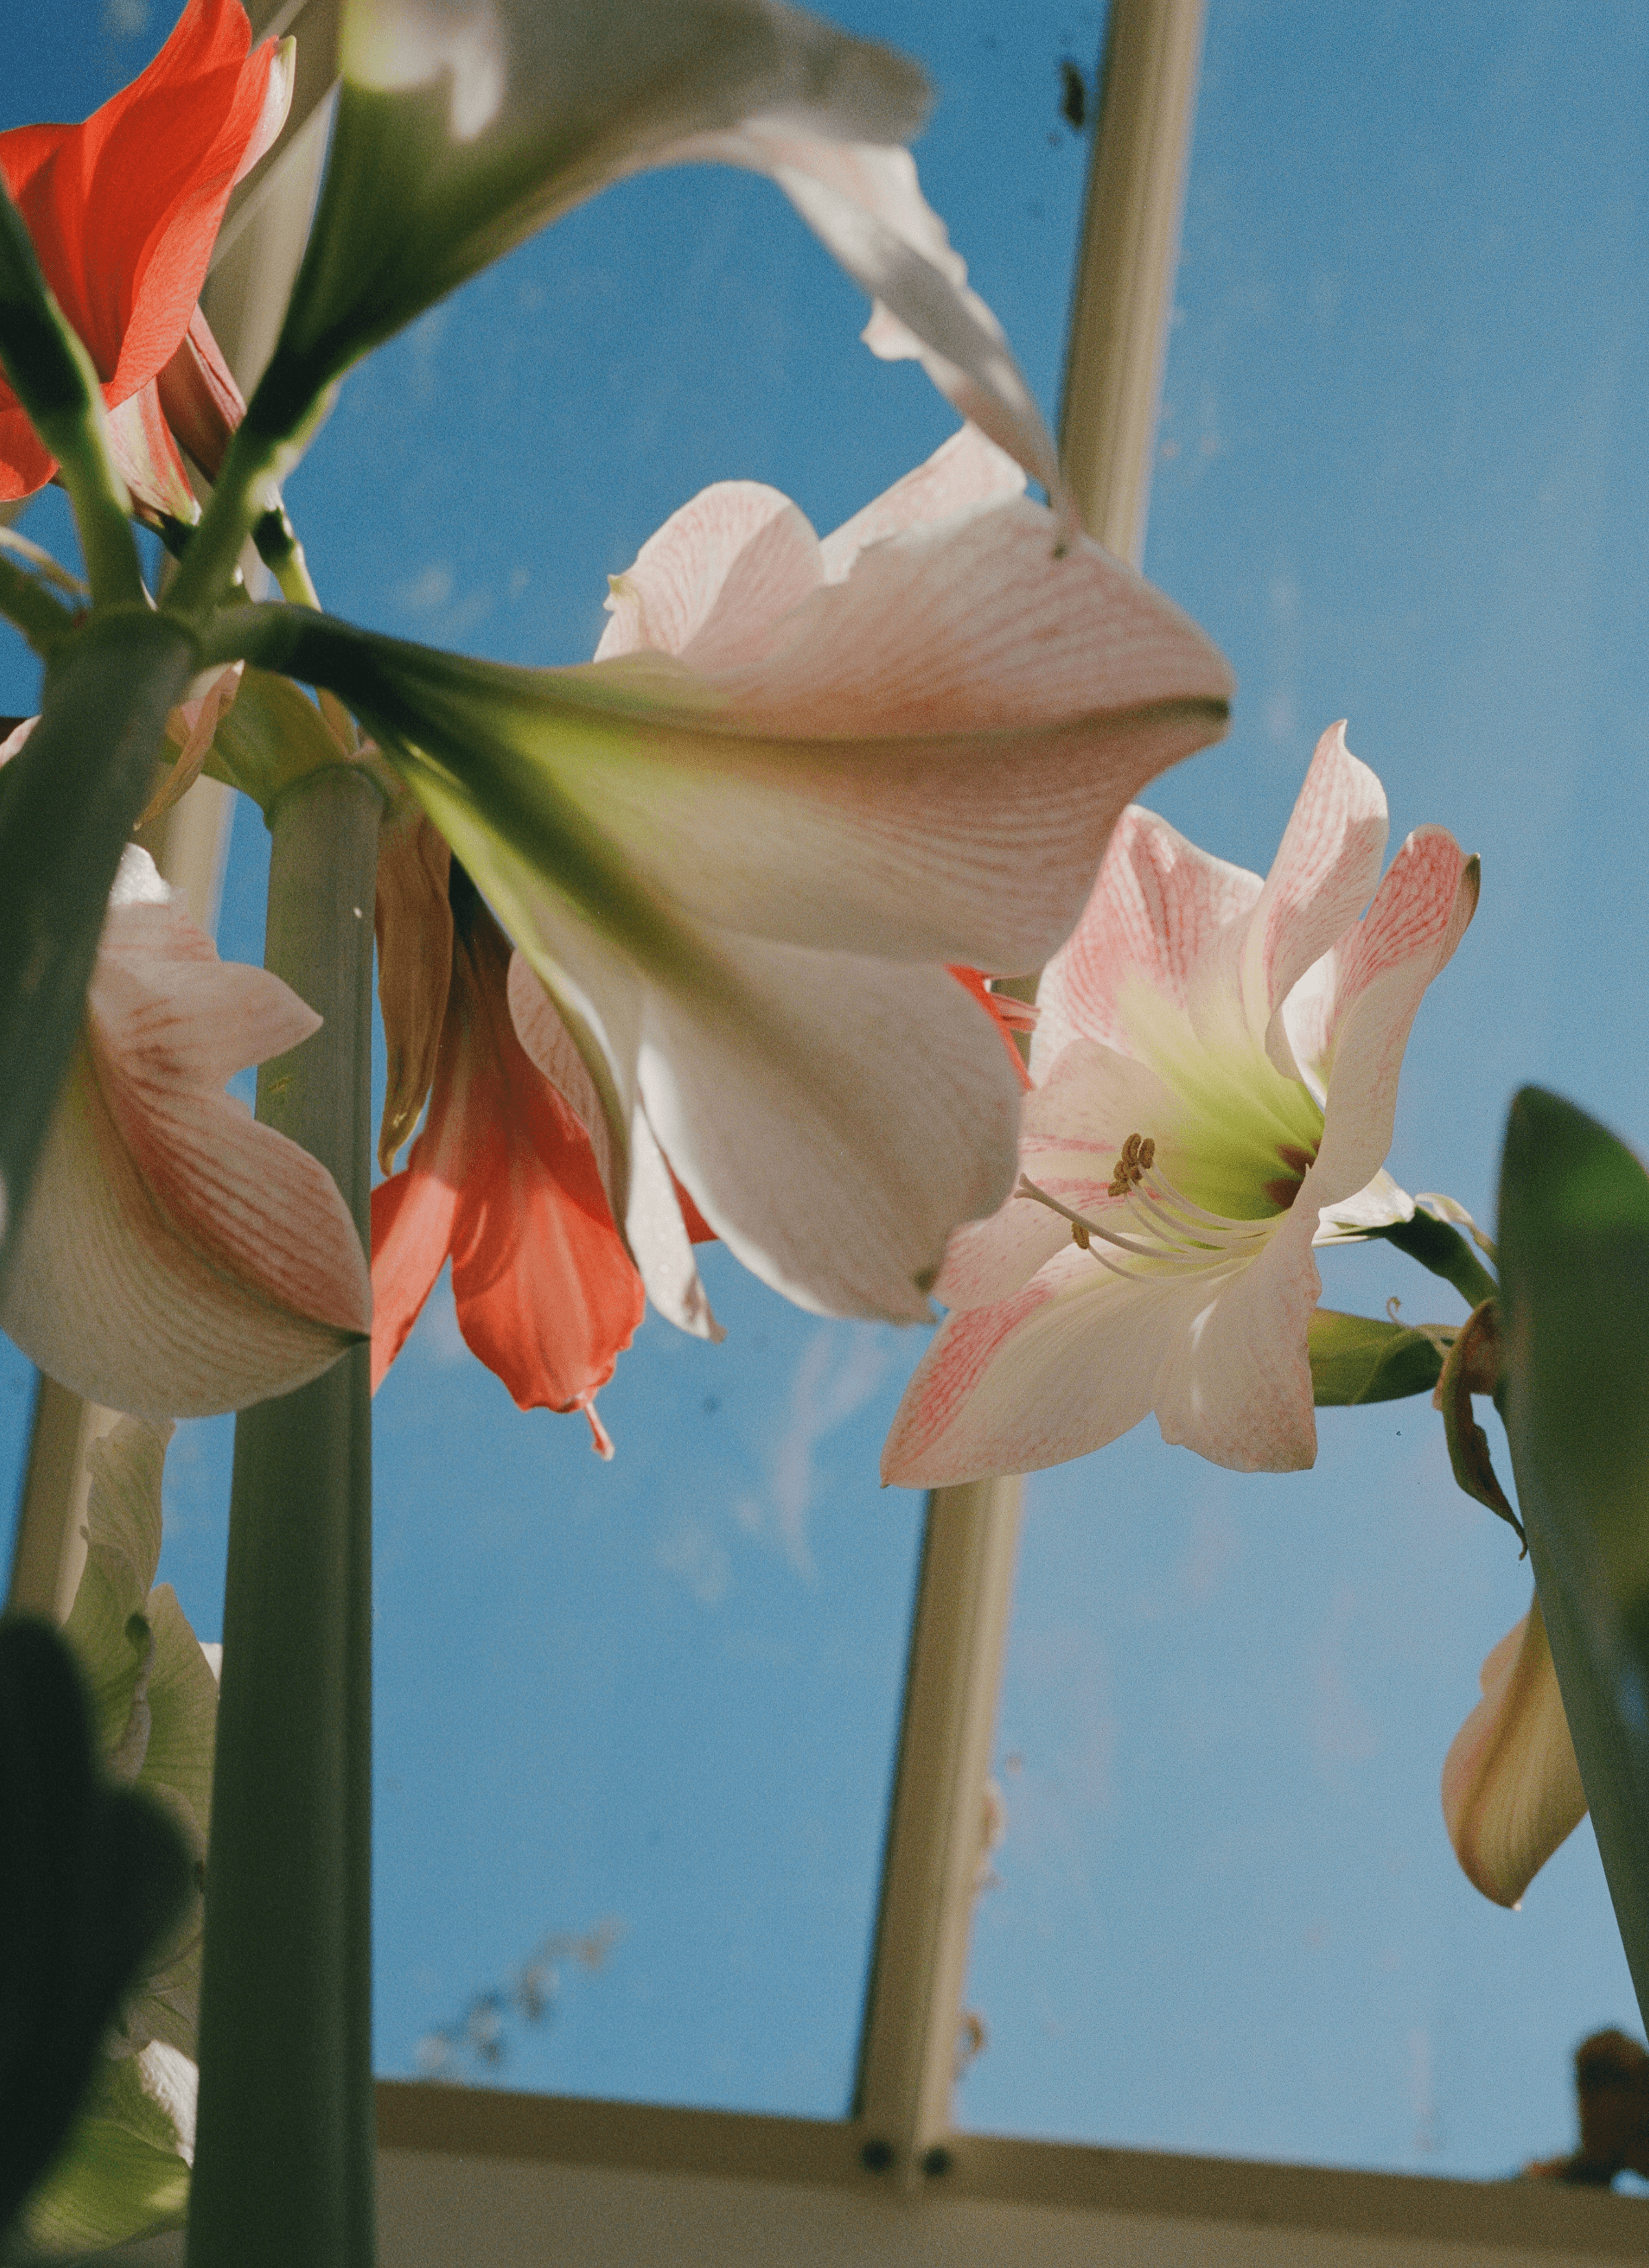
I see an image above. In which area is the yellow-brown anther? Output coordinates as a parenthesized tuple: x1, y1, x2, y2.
(1108, 1133, 1156, 1198)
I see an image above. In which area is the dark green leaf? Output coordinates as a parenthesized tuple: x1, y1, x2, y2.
(0, 1618, 191, 2246)
(1308, 1308, 1447, 1405)
(0, 610, 199, 1284)
(1498, 1086, 1649, 2029)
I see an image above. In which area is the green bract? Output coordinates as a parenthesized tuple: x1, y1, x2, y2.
(1498, 1085, 1649, 2026)
(1307, 1308, 1448, 1406)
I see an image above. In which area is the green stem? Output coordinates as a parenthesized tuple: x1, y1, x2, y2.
(1376, 1212, 1499, 1311)
(0, 550, 75, 656)
(164, 416, 287, 623)
(0, 181, 145, 611)
(0, 612, 197, 1283)
(253, 504, 324, 611)
(188, 766, 381, 2268)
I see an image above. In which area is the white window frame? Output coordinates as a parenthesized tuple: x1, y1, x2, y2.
(23, 5, 1649, 2260)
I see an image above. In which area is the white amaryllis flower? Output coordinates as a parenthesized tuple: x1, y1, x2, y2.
(1441, 1597, 1587, 1908)
(341, 424, 1234, 1332)
(882, 724, 1479, 1482)
(0, 819, 370, 1419)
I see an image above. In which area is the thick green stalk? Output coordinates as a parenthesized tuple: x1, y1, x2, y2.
(188, 766, 381, 2268)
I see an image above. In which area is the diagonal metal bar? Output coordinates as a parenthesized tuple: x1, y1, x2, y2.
(849, 0, 1209, 2192)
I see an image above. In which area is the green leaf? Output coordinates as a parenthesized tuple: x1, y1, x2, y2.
(0, 610, 199, 1285)
(1308, 1308, 1448, 1405)
(1497, 1087, 1649, 2028)
(21, 2049, 192, 2254)
(0, 1619, 191, 2248)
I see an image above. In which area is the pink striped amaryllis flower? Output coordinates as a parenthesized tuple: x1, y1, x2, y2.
(0, 727, 369, 1419)
(376, 423, 1235, 1336)
(1441, 1597, 1587, 1908)
(0, 0, 293, 515)
(370, 808, 646, 1456)
(882, 724, 1480, 1484)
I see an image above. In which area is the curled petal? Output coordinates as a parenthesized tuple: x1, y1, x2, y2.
(819, 422, 1024, 583)
(1442, 1600, 1587, 1908)
(0, 850, 369, 1419)
(155, 305, 247, 482)
(372, 902, 644, 1440)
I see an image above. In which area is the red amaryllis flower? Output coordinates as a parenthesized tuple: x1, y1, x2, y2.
(370, 832, 645, 1456)
(0, 0, 291, 511)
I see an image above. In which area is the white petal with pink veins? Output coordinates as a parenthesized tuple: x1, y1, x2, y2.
(0, 850, 368, 1419)
(638, 934, 1023, 1322)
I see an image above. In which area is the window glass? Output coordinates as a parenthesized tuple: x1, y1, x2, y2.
(1, 0, 1099, 2113)
(958, 0, 1648, 2175)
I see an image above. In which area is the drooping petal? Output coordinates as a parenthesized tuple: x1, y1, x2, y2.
(1303, 827, 1477, 1209)
(372, 897, 644, 1436)
(664, 127, 1059, 495)
(1442, 1599, 1587, 1908)
(0, 0, 286, 498)
(1312, 1166, 1416, 1243)
(368, 1155, 458, 1389)
(0, 849, 369, 1419)
(506, 950, 720, 1340)
(102, 382, 200, 524)
(1033, 803, 1262, 1074)
(638, 931, 1025, 1322)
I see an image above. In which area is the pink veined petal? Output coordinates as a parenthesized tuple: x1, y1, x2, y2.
(155, 303, 246, 481)
(882, 1241, 1206, 1486)
(594, 483, 820, 665)
(1149, 1195, 1321, 1471)
(1033, 804, 1263, 1074)
(103, 378, 199, 521)
(933, 1038, 1180, 1311)
(1185, 722, 1387, 1078)
(1305, 827, 1477, 1208)
(638, 931, 1024, 1324)
(819, 422, 1025, 583)
(1442, 1600, 1587, 1909)
(559, 498, 1233, 972)
(1, 1030, 367, 1421)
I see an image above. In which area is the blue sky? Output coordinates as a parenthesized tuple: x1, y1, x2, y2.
(3, 0, 1646, 2183)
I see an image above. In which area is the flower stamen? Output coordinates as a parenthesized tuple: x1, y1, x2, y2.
(1108, 1131, 1156, 1197)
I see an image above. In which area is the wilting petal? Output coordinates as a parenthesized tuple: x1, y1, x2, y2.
(0, 0, 287, 498)
(1033, 804, 1262, 1073)
(276, 0, 1052, 486)
(374, 803, 453, 1170)
(0, 849, 369, 1419)
(506, 950, 720, 1341)
(371, 896, 643, 1441)
(666, 127, 1059, 495)
(1442, 1599, 1587, 1907)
